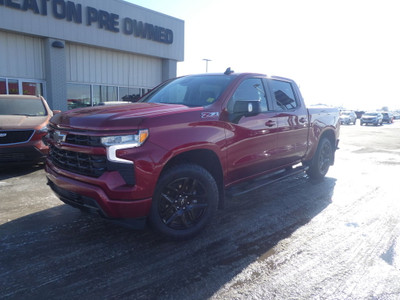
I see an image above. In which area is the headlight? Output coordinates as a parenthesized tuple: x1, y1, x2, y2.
(101, 129, 149, 147)
(101, 129, 149, 164)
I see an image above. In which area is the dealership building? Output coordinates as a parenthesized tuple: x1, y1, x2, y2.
(0, 0, 184, 111)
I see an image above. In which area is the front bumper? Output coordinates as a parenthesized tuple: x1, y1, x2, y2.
(45, 162, 152, 219)
(361, 119, 379, 124)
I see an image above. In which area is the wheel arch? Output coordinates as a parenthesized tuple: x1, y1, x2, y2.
(160, 149, 225, 208)
(305, 128, 337, 166)
(319, 129, 337, 165)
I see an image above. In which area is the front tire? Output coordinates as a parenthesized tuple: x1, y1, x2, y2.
(149, 164, 218, 240)
(306, 137, 334, 180)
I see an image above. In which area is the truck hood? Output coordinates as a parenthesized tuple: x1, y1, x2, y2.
(0, 115, 49, 130)
(51, 103, 202, 131)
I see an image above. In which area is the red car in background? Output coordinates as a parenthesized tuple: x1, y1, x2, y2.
(0, 95, 59, 166)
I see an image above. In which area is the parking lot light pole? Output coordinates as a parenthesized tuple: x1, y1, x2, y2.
(202, 59, 211, 73)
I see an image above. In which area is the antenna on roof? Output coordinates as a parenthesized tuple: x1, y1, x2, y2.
(224, 67, 234, 75)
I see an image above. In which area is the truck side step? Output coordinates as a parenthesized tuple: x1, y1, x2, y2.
(226, 165, 308, 198)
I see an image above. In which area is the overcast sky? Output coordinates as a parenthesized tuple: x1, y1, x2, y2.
(127, 0, 400, 111)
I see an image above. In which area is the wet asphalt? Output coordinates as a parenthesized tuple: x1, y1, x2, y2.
(1, 120, 399, 299)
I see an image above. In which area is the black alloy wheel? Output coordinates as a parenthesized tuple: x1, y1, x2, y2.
(317, 139, 333, 175)
(306, 137, 333, 180)
(150, 164, 218, 240)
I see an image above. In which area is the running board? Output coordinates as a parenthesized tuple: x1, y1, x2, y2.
(226, 165, 309, 198)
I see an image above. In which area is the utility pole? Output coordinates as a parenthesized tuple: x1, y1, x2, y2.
(202, 59, 211, 73)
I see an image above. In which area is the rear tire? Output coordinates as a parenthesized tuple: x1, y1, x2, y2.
(149, 164, 218, 240)
(306, 137, 334, 180)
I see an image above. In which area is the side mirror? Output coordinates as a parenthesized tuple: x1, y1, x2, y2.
(233, 100, 261, 116)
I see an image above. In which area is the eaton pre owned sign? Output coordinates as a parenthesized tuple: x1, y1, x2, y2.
(0, 0, 174, 44)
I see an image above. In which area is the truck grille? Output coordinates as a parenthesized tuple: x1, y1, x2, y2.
(0, 130, 34, 145)
(49, 145, 107, 178)
(66, 134, 102, 147)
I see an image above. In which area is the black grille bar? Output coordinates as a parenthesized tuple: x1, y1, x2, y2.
(0, 130, 34, 145)
(49, 145, 107, 178)
(66, 134, 102, 147)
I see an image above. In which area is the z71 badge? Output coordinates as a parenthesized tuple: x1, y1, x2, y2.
(201, 112, 219, 118)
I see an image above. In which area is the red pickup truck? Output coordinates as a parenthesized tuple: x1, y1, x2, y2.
(44, 71, 340, 239)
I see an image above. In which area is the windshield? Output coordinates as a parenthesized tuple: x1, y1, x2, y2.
(140, 75, 235, 107)
(364, 113, 378, 116)
(0, 98, 47, 116)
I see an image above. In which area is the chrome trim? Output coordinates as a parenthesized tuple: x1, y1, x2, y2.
(106, 143, 139, 164)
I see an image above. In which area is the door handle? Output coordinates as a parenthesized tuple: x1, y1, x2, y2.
(299, 117, 307, 123)
(265, 120, 276, 127)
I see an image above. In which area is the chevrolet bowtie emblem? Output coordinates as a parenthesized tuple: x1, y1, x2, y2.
(54, 131, 66, 143)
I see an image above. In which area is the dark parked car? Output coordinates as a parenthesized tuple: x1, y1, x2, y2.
(382, 112, 394, 123)
(360, 112, 383, 126)
(355, 111, 365, 119)
(0, 95, 58, 166)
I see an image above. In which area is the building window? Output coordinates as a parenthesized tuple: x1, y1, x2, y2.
(8, 79, 19, 94)
(0, 78, 45, 96)
(22, 82, 43, 96)
(66, 82, 152, 109)
(119, 87, 141, 102)
(67, 83, 91, 110)
(92, 85, 118, 105)
(0, 78, 6, 94)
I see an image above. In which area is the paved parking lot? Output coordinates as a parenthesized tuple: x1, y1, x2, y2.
(1, 120, 400, 299)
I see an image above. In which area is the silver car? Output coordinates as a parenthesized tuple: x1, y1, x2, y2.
(340, 110, 357, 125)
(360, 112, 383, 126)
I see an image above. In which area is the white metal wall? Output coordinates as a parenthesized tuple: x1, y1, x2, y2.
(0, 31, 44, 79)
(0, 0, 184, 62)
(66, 43, 162, 88)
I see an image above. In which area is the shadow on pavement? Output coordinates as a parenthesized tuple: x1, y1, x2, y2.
(0, 163, 44, 180)
(0, 175, 336, 299)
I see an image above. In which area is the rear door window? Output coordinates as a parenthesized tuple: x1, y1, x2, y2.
(268, 79, 298, 111)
